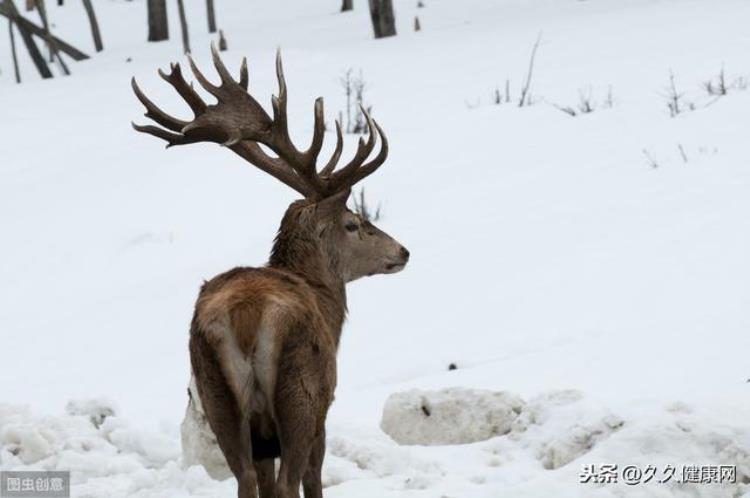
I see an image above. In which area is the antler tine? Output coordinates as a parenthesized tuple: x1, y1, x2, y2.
(157, 63, 207, 115)
(187, 54, 222, 98)
(323, 109, 389, 193)
(132, 46, 390, 200)
(131, 122, 200, 148)
(359, 105, 378, 152)
(239, 57, 249, 90)
(270, 50, 289, 138)
(320, 120, 343, 177)
(209, 42, 237, 87)
(275, 49, 288, 109)
(271, 52, 327, 170)
(230, 141, 314, 197)
(308, 98, 326, 164)
(263, 50, 329, 194)
(346, 119, 389, 186)
(325, 106, 378, 184)
(131, 77, 188, 132)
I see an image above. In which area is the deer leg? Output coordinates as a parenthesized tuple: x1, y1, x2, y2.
(235, 422, 259, 498)
(274, 369, 313, 494)
(189, 333, 258, 498)
(275, 353, 334, 495)
(302, 429, 325, 498)
(256, 458, 276, 498)
(274, 395, 315, 498)
(275, 433, 312, 498)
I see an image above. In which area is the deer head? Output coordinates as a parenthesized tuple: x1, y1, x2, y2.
(132, 45, 409, 283)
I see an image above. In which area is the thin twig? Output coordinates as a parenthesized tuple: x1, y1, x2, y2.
(677, 144, 688, 163)
(552, 102, 576, 116)
(518, 31, 542, 107)
(642, 149, 659, 169)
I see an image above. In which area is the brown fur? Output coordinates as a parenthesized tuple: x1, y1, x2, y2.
(188, 196, 408, 498)
(132, 49, 408, 498)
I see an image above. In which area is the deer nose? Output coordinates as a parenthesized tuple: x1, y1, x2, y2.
(400, 247, 410, 261)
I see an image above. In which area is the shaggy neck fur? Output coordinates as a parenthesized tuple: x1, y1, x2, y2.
(268, 202, 347, 344)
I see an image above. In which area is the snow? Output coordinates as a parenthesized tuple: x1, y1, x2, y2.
(2, 0, 750, 496)
(180, 377, 231, 481)
(380, 388, 524, 446)
(65, 399, 117, 429)
(3, 394, 749, 497)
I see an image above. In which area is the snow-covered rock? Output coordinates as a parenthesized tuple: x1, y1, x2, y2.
(180, 376, 232, 481)
(380, 388, 524, 446)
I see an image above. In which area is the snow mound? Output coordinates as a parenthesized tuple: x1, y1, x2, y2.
(509, 390, 625, 469)
(181, 377, 231, 481)
(380, 387, 524, 446)
(3, 392, 750, 497)
(65, 398, 117, 429)
(0, 401, 181, 491)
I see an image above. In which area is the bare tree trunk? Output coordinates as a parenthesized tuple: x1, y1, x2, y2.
(205, 0, 216, 33)
(0, 3, 89, 59)
(81, 0, 102, 51)
(8, 16, 21, 82)
(367, 0, 396, 39)
(33, 0, 70, 75)
(147, 0, 167, 42)
(218, 28, 226, 51)
(32, 0, 51, 61)
(3, 0, 52, 78)
(176, 0, 189, 54)
(341, 0, 352, 12)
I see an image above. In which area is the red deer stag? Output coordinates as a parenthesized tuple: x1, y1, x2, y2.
(131, 45, 409, 498)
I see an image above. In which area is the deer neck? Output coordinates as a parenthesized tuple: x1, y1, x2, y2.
(268, 230, 347, 345)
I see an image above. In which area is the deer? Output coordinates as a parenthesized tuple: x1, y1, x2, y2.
(131, 45, 409, 498)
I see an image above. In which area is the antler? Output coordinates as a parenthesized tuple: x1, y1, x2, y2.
(132, 44, 389, 199)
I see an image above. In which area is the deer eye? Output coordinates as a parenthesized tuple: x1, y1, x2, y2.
(345, 222, 359, 232)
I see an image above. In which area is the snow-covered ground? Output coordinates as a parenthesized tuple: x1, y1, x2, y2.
(1, 0, 749, 496)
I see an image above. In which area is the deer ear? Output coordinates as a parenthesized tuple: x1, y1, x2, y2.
(315, 189, 351, 218)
